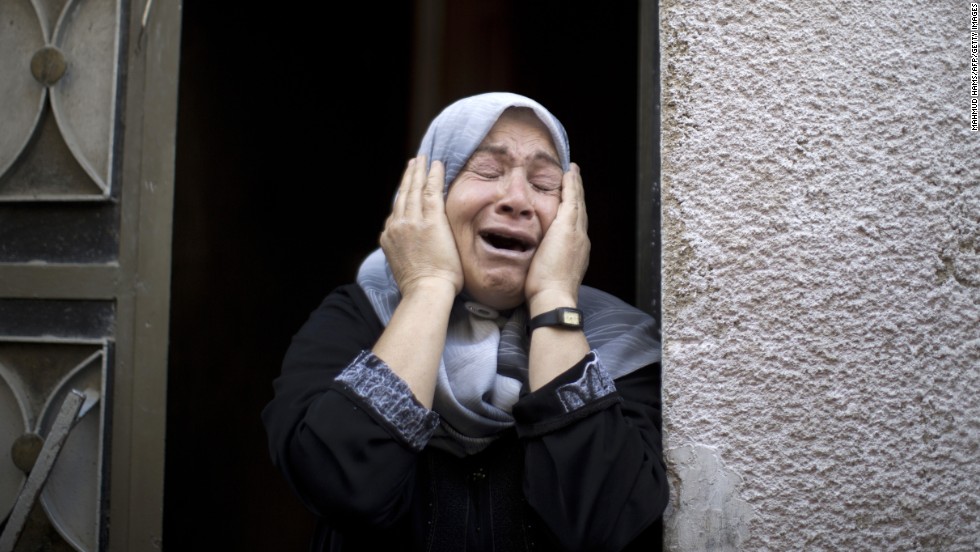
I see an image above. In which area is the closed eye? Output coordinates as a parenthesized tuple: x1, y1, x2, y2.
(529, 171, 561, 192)
(531, 180, 560, 192)
(464, 154, 503, 180)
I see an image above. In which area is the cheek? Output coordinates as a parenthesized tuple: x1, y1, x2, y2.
(445, 191, 478, 238)
(537, 200, 561, 234)
(446, 182, 490, 231)
(444, 187, 465, 221)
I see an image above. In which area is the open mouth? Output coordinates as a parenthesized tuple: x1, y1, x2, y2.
(480, 231, 530, 252)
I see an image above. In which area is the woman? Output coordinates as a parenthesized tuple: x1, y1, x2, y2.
(262, 92, 668, 551)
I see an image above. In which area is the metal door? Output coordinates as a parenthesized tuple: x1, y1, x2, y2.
(0, 0, 182, 550)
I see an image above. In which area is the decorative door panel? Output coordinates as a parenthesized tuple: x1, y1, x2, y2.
(0, 0, 119, 201)
(0, 0, 181, 551)
(0, 338, 109, 552)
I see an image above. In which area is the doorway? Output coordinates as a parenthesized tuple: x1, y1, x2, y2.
(165, 2, 644, 549)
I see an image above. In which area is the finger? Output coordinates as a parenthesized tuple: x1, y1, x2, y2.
(422, 160, 446, 216)
(402, 154, 428, 216)
(573, 163, 589, 231)
(392, 157, 417, 218)
(560, 163, 587, 229)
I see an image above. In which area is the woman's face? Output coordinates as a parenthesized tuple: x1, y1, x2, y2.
(445, 108, 563, 310)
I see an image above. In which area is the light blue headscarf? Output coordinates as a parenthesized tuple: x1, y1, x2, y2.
(416, 92, 571, 190)
(357, 92, 660, 456)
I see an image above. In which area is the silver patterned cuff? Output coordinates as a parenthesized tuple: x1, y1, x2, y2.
(335, 350, 440, 451)
(555, 351, 616, 413)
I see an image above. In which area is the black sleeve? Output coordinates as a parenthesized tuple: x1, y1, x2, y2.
(260, 284, 426, 528)
(513, 356, 669, 552)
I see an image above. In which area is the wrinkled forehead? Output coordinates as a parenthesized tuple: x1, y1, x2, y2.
(416, 92, 571, 192)
(479, 107, 562, 163)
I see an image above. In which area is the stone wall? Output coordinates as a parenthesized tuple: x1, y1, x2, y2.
(659, 2, 980, 549)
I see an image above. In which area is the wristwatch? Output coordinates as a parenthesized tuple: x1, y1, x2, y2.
(527, 307, 584, 333)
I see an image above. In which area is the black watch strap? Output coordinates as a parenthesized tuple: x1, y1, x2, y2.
(527, 307, 584, 333)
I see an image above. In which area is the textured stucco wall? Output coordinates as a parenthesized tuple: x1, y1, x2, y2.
(659, 2, 980, 550)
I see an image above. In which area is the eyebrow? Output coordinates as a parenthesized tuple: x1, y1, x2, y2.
(472, 144, 562, 169)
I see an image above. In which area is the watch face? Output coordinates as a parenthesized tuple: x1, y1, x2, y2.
(561, 311, 582, 326)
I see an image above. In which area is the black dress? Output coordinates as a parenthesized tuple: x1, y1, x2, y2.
(261, 284, 668, 552)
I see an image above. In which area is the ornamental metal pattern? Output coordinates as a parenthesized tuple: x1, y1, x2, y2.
(0, 1, 122, 550)
(0, 0, 121, 200)
(0, 0, 179, 549)
(0, 339, 109, 551)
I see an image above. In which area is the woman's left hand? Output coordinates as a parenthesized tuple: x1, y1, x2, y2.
(524, 162, 590, 312)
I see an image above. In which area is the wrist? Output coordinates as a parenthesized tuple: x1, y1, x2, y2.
(400, 277, 459, 303)
(527, 307, 584, 336)
(526, 289, 578, 318)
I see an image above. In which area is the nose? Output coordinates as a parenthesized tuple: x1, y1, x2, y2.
(495, 171, 533, 218)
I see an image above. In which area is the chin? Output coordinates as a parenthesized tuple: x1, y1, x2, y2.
(465, 271, 526, 311)
(478, 294, 524, 311)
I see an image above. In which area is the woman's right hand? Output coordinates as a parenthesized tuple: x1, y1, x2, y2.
(380, 155, 464, 299)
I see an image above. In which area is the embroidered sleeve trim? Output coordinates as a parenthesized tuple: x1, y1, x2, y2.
(335, 350, 440, 451)
(555, 351, 617, 413)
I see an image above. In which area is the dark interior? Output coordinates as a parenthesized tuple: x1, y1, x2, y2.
(165, 2, 644, 549)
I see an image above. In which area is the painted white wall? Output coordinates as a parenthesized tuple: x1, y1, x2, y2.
(659, 2, 980, 550)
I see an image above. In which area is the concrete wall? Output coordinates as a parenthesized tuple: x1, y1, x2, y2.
(658, 2, 980, 550)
